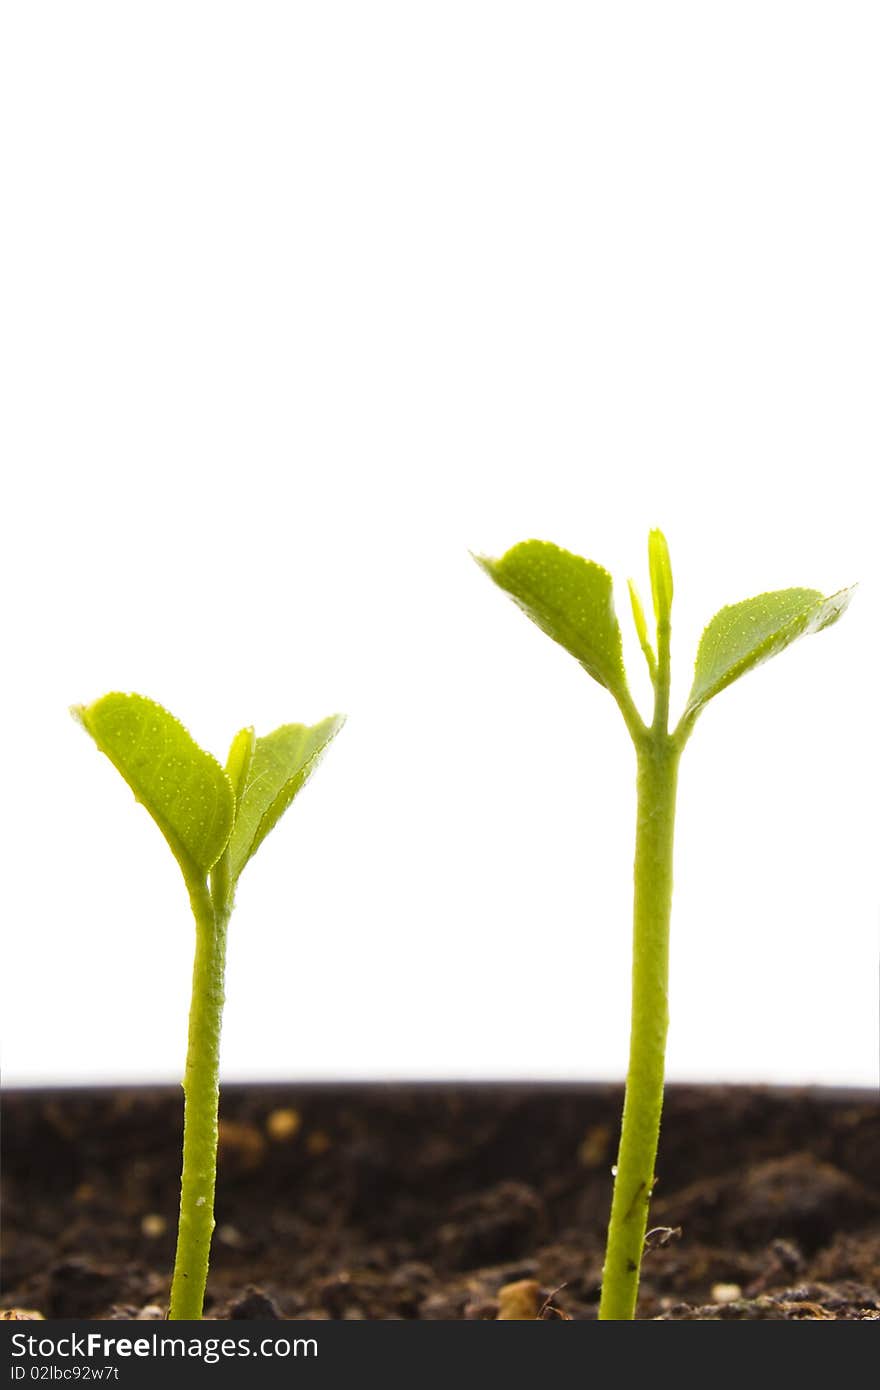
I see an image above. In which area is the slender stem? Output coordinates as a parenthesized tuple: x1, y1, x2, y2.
(168, 879, 230, 1320)
(653, 614, 671, 735)
(598, 731, 680, 1320)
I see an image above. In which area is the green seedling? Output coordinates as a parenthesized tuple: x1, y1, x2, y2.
(477, 533, 851, 1320)
(72, 693, 344, 1320)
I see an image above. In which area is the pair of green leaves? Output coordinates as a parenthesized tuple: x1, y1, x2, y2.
(72, 694, 344, 895)
(476, 535, 852, 736)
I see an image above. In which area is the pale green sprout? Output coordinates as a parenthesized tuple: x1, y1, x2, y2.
(477, 533, 851, 1320)
(73, 693, 344, 1320)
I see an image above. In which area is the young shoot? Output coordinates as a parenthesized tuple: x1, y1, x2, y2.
(72, 693, 344, 1320)
(476, 533, 851, 1320)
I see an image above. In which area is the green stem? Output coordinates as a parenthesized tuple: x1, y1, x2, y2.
(598, 733, 680, 1320)
(168, 879, 230, 1320)
(653, 614, 671, 734)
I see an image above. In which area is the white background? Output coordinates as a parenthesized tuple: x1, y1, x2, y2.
(2, 3, 877, 1087)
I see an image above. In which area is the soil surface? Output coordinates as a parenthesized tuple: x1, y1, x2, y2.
(2, 1084, 878, 1320)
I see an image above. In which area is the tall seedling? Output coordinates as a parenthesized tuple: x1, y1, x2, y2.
(477, 533, 851, 1319)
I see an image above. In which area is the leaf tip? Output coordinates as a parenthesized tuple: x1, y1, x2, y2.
(325, 712, 347, 740)
(820, 583, 856, 628)
(470, 549, 497, 579)
(627, 579, 648, 644)
(69, 703, 88, 730)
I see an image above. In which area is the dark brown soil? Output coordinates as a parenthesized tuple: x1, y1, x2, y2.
(2, 1084, 878, 1320)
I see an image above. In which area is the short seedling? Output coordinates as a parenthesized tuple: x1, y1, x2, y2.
(477, 533, 851, 1320)
(73, 693, 344, 1319)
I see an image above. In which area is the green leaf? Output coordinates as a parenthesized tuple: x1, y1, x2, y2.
(475, 541, 629, 700)
(684, 586, 853, 720)
(225, 727, 256, 810)
(648, 529, 673, 627)
(228, 715, 345, 883)
(72, 693, 235, 883)
(627, 578, 656, 680)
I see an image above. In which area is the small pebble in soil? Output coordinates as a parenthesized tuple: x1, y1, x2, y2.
(496, 1279, 541, 1320)
(266, 1108, 301, 1141)
(140, 1213, 166, 1238)
(711, 1283, 742, 1304)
